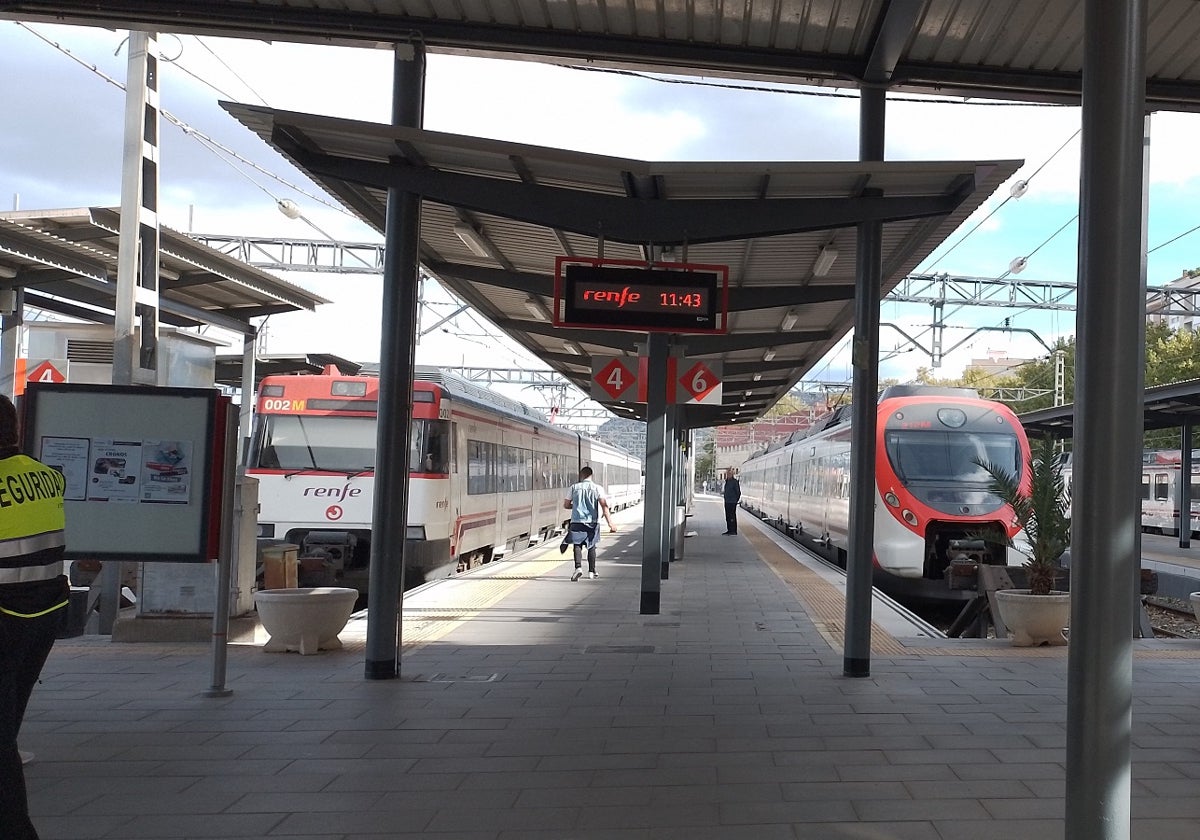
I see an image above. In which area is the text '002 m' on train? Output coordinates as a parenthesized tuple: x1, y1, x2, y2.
(739, 386, 1033, 604)
(246, 366, 642, 597)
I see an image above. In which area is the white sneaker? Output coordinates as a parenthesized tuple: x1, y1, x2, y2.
(19, 749, 34, 765)
(571, 569, 583, 581)
(589, 571, 599, 579)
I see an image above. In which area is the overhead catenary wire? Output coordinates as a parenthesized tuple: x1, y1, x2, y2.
(14, 22, 353, 222)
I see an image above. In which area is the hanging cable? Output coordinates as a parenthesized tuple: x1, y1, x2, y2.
(190, 35, 271, 106)
(15, 22, 355, 220)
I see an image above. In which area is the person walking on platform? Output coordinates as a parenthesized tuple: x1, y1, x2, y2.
(722, 469, 741, 535)
(0, 394, 69, 840)
(562, 466, 617, 580)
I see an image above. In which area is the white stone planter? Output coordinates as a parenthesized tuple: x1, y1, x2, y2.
(1191, 592, 1200, 625)
(994, 590, 1071, 647)
(254, 587, 358, 655)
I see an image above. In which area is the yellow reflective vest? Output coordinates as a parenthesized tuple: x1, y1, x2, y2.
(0, 453, 67, 585)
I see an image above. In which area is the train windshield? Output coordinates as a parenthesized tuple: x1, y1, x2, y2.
(885, 430, 1021, 484)
(253, 415, 377, 472)
(251, 416, 450, 475)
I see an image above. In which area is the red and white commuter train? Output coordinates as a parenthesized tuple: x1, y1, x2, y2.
(246, 367, 641, 595)
(739, 386, 1032, 602)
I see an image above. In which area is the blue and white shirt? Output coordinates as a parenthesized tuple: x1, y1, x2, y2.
(568, 479, 607, 525)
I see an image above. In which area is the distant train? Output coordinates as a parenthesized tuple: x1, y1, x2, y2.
(1060, 450, 1200, 537)
(739, 386, 1032, 602)
(246, 366, 641, 596)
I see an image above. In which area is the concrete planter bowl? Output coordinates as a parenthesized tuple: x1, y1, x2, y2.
(254, 587, 358, 655)
(1191, 592, 1200, 625)
(994, 590, 1071, 647)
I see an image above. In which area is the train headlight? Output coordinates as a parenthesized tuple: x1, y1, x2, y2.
(902, 509, 919, 526)
(937, 408, 967, 428)
(884, 491, 900, 507)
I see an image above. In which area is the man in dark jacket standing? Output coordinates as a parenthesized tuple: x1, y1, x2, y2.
(722, 469, 741, 535)
(0, 394, 69, 840)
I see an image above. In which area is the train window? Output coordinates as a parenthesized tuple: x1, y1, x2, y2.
(467, 440, 489, 494)
(410, 420, 450, 474)
(1140, 474, 1150, 501)
(1154, 473, 1170, 501)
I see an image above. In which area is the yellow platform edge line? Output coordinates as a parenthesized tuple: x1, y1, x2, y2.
(740, 523, 1200, 659)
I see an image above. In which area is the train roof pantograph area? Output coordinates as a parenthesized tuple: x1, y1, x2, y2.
(223, 102, 1020, 428)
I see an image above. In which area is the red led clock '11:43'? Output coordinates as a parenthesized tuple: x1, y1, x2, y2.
(556, 260, 727, 334)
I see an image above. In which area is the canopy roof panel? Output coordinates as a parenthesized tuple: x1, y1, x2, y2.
(0, 207, 327, 334)
(225, 102, 1019, 427)
(5, 1, 1200, 109)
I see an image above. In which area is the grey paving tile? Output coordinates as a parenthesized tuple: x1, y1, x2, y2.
(21, 505, 1200, 840)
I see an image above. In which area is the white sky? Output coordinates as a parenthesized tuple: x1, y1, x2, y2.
(4, 21, 1200, 418)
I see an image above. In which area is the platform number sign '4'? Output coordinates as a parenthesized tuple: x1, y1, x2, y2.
(592, 357, 638, 402)
(27, 360, 66, 384)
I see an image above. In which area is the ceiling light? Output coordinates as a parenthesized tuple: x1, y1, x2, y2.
(562, 341, 580, 355)
(762, 347, 776, 362)
(812, 244, 839, 277)
(744, 390, 753, 397)
(524, 297, 549, 321)
(781, 310, 798, 330)
(752, 373, 762, 381)
(454, 223, 493, 258)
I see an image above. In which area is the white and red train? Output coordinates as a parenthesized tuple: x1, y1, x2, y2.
(738, 386, 1032, 602)
(246, 366, 641, 594)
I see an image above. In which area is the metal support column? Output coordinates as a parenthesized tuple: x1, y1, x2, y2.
(844, 83, 886, 678)
(1067, 1, 1145, 837)
(663, 404, 676, 576)
(105, 30, 161, 635)
(365, 41, 425, 680)
(641, 333, 668, 614)
(238, 331, 256, 465)
(0, 287, 22, 400)
(1180, 424, 1192, 550)
(114, 30, 161, 387)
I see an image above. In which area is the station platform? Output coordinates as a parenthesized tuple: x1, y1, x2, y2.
(24, 499, 1200, 840)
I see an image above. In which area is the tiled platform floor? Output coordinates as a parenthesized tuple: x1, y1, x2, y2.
(22, 498, 1200, 839)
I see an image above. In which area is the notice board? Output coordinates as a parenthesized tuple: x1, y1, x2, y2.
(21, 383, 223, 562)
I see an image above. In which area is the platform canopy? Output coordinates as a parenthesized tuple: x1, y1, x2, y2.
(223, 102, 1019, 427)
(0, 207, 327, 335)
(1022, 378, 1200, 438)
(6, 2, 1200, 110)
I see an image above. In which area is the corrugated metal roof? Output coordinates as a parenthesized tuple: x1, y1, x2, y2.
(5, 1, 1200, 108)
(0, 207, 327, 334)
(225, 102, 1019, 427)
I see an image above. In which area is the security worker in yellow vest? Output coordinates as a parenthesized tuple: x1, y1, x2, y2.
(0, 394, 68, 840)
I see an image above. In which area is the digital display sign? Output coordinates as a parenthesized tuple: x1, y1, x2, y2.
(556, 260, 727, 333)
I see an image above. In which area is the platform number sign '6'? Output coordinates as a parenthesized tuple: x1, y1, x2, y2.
(676, 361, 722, 405)
(590, 357, 638, 402)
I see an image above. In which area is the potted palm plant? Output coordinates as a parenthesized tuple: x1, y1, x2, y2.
(976, 434, 1072, 646)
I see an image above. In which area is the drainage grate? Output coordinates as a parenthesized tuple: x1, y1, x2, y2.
(519, 616, 562, 622)
(584, 645, 655, 654)
(411, 673, 499, 683)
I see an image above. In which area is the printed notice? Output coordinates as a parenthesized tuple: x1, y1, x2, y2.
(87, 439, 143, 503)
(140, 440, 193, 504)
(39, 436, 90, 501)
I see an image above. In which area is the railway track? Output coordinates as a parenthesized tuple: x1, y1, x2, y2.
(1144, 596, 1200, 639)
